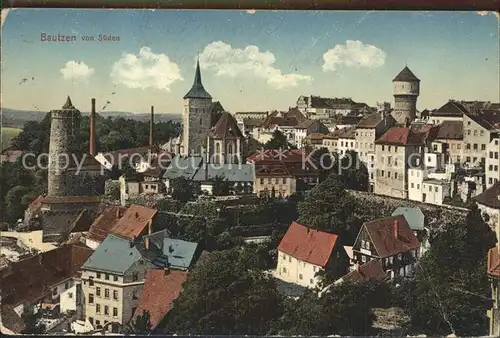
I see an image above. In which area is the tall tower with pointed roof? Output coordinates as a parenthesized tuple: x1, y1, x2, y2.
(391, 66, 420, 125)
(47, 96, 81, 197)
(181, 57, 213, 155)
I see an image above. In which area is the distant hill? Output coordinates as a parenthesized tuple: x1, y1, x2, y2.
(1, 108, 181, 128)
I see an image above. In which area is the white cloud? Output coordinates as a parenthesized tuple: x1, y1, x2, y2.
(199, 41, 312, 89)
(110, 47, 183, 91)
(322, 40, 386, 72)
(60, 60, 95, 82)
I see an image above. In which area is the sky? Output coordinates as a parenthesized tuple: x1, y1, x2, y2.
(1, 9, 499, 116)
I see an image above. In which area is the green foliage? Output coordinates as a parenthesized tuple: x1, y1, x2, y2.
(104, 179, 121, 200)
(155, 198, 183, 213)
(212, 175, 231, 196)
(11, 113, 180, 155)
(127, 310, 152, 334)
(21, 311, 46, 334)
(297, 173, 357, 239)
(171, 177, 199, 203)
(264, 130, 292, 150)
(1, 127, 22, 150)
(273, 280, 382, 336)
(161, 247, 284, 335)
(395, 204, 496, 336)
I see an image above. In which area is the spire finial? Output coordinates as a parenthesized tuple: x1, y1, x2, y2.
(62, 95, 75, 109)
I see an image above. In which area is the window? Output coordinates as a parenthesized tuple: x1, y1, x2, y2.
(260, 178, 264, 184)
(473, 130, 478, 136)
(104, 289, 109, 298)
(299, 274, 303, 280)
(495, 152, 499, 159)
(496, 166, 499, 172)
(96, 287, 101, 296)
(481, 144, 486, 151)
(68, 292, 73, 299)
(491, 151, 494, 158)
(473, 143, 478, 151)
(388, 146, 392, 152)
(282, 253, 286, 260)
(467, 130, 471, 135)
(95, 320, 101, 326)
(417, 184, 420, 189)
(104, 306, 109, 316)
(113, 307, 118, 317)
(89, 294, 94, 304)
(395, 172, 398, 179)
(288, 256, 291, 263)
(267, 178, 272, 184)
(113, 291, 118, 300)
(282, 178, 286, 184)
(362, 255, 367, 262)
(457, 144, 461, 150)
(382, 145, 385, 151)
(313, 266, 316, 272)
(381, 170, 385, 177)
(89, 278, 94, 287)
(310, 279, 314, 284)
(96, 304, 101, 314)
(466, 144, 471, 150)
(434, 187, 438, 192)
(489, 165, 493, 171)
(466, 156, 471, 162)
(65, 281, 70, 289)
(52, 288, 57, 296)
(96, 272, 101, 279)
(411, 183, 414, 188)
(429, 186, 432, 192)
(387, 171, 391, 178)
(132, 272, 139, 282)
(283, 267, 287, 273)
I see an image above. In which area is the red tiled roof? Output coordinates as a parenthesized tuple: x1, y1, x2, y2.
(375, 127, 430, 146)
(247, 149, 305, 163)
(262, 117, 298, 129)
(0, 244, 93, 307)
(487, 246, 500, 278)
(209, 112, 244, 139)
(341, 259, 388, 283)
(363, 215, 420, 258)
(278, 222, 339, 267)
(69, 209, 91, 233)
(132, 269, 188, 329)
(87, 206, 128, 243)
(110, 204, 157, 239)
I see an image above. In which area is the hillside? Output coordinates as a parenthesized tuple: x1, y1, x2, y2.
(1, 108, 181, 128)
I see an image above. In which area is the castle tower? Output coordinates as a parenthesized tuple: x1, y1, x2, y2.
(47, 96, 81, 197)
(181, 57, 213, 155)
(391, 66, 420, 125)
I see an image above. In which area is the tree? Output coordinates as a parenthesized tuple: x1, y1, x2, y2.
(338, 150, 369, 191)
(104, 179, 121, 200)
(297, 174, 357, 238)
(212, 175, 231, 196)
(273, 280, 381, 336)
(4, 185, 30, 223)
(395, 205, 497, 336)
(127, 310, 152, 334)
(264, 130, 291, 150)
(171, 177, 198, 203)
(21, 311, 46, 334)
(161, 248, 283, 335)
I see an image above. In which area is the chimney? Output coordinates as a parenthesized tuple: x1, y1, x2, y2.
(116, 208, 121, 219)
(164, 265, 170, 275)
(145, 236, 149, 250)
(149, 106, 154, 148)
(354, 262, 359, 271)
(89, 98, 96, 156)
(394, 219, 399, 239)
(135, 212, 139, 218)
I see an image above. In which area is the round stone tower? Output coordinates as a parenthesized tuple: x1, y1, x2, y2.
(391, 66, 420, 125)
(47, 96, 81, 197)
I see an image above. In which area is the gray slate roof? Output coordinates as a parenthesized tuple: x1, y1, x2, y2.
(82, 234, 143, 274)
(391, 207, 425, 231)
(191, 163, 254, 182)
(161, 238, 199, 270)
(163, 155, 203, 180)
(183, 59, 212, 99)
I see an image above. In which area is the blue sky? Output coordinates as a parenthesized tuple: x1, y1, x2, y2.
(1, 9, 498, 115)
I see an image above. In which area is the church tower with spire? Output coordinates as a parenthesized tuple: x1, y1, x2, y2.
(391, 66, 420, 125)
(181, 57, 213, 155)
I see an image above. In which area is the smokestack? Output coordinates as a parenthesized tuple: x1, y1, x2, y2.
(89, 98, 96, 156)
(145, 236, 149, 250)
(149, 106, 154, 148)
(394, 219, 399, 239)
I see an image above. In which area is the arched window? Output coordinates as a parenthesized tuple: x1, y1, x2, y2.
(216, 143, 221, 154)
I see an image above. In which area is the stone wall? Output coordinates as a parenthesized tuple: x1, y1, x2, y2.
(348, 189, 468, 230)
